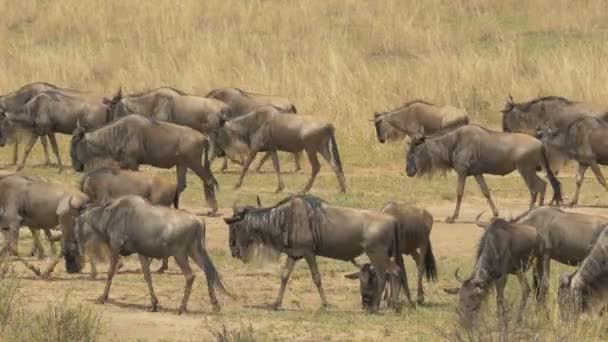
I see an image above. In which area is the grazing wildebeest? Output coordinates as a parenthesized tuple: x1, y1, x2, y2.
(539, 116, 608, 207)
(502, 207, 608, 304)
(345, 202, 437, 307)
(405, 124, 559, 223)
(205, 87, 301, 172)
(372, 100, 469, 143)
(450, 218, 543, 325)
(216, 106, 346, 193)
(104, 87, 230, 158)
(64, 195, 231, 314)
(0, 91, 112, 171)
(224, 194, 408, 312)
(69, 114, 219, 214)
(80, 167, 178, 273)
(0, 174, 89, 277)
(558, 225, 608, 319)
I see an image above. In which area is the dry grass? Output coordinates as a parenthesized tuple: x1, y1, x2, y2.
(1, 0, 608, 341)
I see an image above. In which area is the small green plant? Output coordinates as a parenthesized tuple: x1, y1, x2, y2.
(212, 324, 257, 342)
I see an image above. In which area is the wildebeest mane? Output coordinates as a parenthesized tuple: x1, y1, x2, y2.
(516, 96, 573, 112)
(472, 219, 511, 282)
(127, 87, 188, 98)
(378, 99, 435, 117)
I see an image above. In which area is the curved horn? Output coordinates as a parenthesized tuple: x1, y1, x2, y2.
(256, 195, 262, 208)
(508, 93, 514, 103)
(454, 267, 464, 283)
(76, 119, 83, 130)
(475, 212, 490, 228)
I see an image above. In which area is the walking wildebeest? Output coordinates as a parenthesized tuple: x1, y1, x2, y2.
(104, 87, 230, 158)
(69, 114, 219, 214)
(0, 174, 89, 277)
(372, 100, 469, 143)
(216, 106, 346, 193)
(539, 116, 608, 207)
(405, 124, 560, 223)
(80, 167, 178, 273)
(0, 91, 112, 171)
(558, 225, 608, 319)
(345, 202, 437, 307)
(450, 218, 543, 326)
(224, 194, 408, 312)
(205, 87, 301, 172)
(64, 195, 231, 314)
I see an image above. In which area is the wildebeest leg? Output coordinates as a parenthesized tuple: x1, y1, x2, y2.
(189, 163, 219, 215)
(234, 151, 258, 190)
(173, 252, 195, 314)
(589, 161, 608, 191)
(29, 228, 45, 259)
(367, 250, 406, 311)
(304, 255, 329, 308)
(11, 140, 19, 166)
(156, 257, 169, 274)
(302, 150, 320, 193)
(320, 147, 346, 193)
(272, 256, 297, 310)
(0, 244, 42, 277)
(138, 254, 159, 312)
(293, 152, 302, 172)
(474, 174, 499, 218)
(254, 152, 271, 172)
(268, 150, 285, 192)
(174, 165, 187, 209)
(90, 259, 97, 279)
(495, 275, 507, 320)
(446, 174, 467, 223)
(410, 250, 425, 305)
(538, 253, 551, 304)
(569, 164, 588, 207)
(47, 134, 63, 171)
(16, 135, 38, 171)
(97, 253, 120, 304)
(518, 167, 546, 209)
(39, 135, 51, 165)
(43, 228, 58, 256)
(220, 157, 229, 173)
(515, 272, 530, 322)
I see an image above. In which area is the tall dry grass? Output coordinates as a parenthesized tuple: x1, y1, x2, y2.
(2, 0, 608, 166)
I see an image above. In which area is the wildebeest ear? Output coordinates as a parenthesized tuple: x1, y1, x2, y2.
(256, 195, 262, 207)
(344, 272, 360, 280)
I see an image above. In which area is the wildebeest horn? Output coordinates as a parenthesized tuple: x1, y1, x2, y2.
(475, 212, 489, 228)
(454, 267, 464, 283)
(117, 86, 123, 98)
(508, 93, 514, 103)
(256, 195, 262, 208)
(76, 119, 83, 130)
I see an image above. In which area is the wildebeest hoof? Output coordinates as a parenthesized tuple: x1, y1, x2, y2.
(178, 307, 187, 315)
(95, 296, 107, 304)
(275, 186, 285, 193)
(567, 201, 578, 208)
(155, 267, 166, 274)
(445, 216, 456, 223)
(270, 303, 281, 311)
(212, 304, 221, 313)
(417, 297, 425, 305)
(15, 166, 24, 172)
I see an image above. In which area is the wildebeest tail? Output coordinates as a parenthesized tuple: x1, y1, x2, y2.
(541, 144, 562, 204)
(327, 125, 346, 191)
(424, 241, 438, 282)
(392, 223, 408, 291)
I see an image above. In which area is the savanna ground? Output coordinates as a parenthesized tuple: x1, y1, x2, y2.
(1, 0, 608, 340)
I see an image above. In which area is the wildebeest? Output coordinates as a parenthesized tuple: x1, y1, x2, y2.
(216, 106, 346, 193)
(558, 225, 608, 318)
(80, 167, 178, 273)
(539, 116, 608, 207)
(0, 91, 112, 171)
(405, 124, 559, 223)
(64, 195, 231, 314)
(372, 100, 469, 143)
(0, 174, 89, 277)
(205, 87, 301, 172)
(345, 202, 436, 307)
(69, 114, 219, 214)
(452, 218, 543, 325)
(224, 194, 408, 312)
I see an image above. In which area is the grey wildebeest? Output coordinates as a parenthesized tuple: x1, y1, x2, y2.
(69, 114, 219, 214)
(372, 100, 469, 143)
(451, 218, 543, 326)
(405, 124, 560, 223)
(345, 202, 437, 307)
(223, 194, 408, 312)
(216, 106, 346, 193)
(205, 87, 301, 172)
(0, 90, 112, 171)
(80, 167, 178, 273)
(64, 195, 231, 314)
(539, 116, 608, 207)
(558, 225, 608, 319)
(104, 87, 230, 158)
(0, 173, 89, 277)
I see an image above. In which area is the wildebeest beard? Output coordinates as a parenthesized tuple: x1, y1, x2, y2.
(408, 139, 452, 177)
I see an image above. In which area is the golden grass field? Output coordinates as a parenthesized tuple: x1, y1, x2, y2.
(1, 0, 608, 341)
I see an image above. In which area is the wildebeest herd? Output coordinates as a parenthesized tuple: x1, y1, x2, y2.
(0, 82, 606, 325)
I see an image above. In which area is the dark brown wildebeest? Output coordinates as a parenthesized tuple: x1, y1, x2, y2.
(216, 106, 346, 193)
(80, 167, 178, 273)
(345, 202, 436, 307)
(558, 225, 608, 319)
(405, 124, 560, 223)
(0, 174, 89, 277)
(64, 195, 231, 314)
(224, 194, 408, 312)
(69, 114, 219, 215)
(539, 116, 608, 207)
(205, 87, 301, 172)
(0, 91, 112, 171)
(449, 218, 543, 326)
(372, 100, 469, 143)
(104, 87, 230, 158)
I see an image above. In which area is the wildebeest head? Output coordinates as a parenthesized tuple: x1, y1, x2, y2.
(557, 272, 587, 321)
(405, 133, 426, 177)
(63, 200, 102, 274)
(454, 269, 489, 326)
(103, 88, 131, 120)
(345, 263, 381, 311)
(501, 95, 539, 135)
(70, 123, 89, 172)
(372, 112, 405, 143)
(223, 205, 256, 262)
